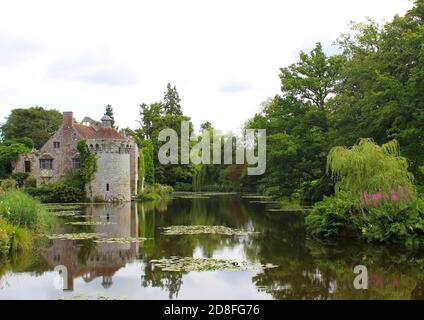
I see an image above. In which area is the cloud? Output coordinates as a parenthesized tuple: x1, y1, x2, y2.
(0, 0, 413, 132)
(47, 53, 139, 86)
(0, 33, 41, 65)
(219, 80, 252, 93)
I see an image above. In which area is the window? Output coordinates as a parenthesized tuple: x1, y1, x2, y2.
(106, 184, 110, 191)
(72, 158, 80, 169)
(53, 141, 60, 149)
(40, 159, 53, 170)
(24, 161, 31, 173)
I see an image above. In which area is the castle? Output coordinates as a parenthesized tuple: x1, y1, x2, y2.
(13, 111, 139, 202)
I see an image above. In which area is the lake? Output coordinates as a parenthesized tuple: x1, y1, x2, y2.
(0, 193, 423, 300)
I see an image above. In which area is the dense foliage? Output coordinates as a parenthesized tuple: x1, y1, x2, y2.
(306, 139, 424, 246)
(0, 107, 62, 149)
(0, 142, 31, 178)
(0, 189, 54, 257)
(76, 139, 97, 198)
(245, 1, 424, 200)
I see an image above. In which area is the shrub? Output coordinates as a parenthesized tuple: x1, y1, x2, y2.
(0, 191, 53, 231)
(45, 182, 85, 203)
(174, 182, 193, 192)
(305, 192, 356, 239)
(360, 199, 424, 246)
(1, 223, 31, 253)
(0, 222, 10, 257)
(24, 177, 36, 188)
(306, 193, 424, 246)
(0, 179, 16, 191)
(25, 171, 85, 203)
(138, 184, 173, 202)
(11, 172, 29, 188)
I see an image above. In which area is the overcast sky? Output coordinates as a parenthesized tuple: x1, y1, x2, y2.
(0, 0, 413, 133)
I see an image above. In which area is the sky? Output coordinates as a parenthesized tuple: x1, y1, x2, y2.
(0, 0, 414, 133)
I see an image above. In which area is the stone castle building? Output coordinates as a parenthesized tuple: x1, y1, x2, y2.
(13, 111, 139, 202)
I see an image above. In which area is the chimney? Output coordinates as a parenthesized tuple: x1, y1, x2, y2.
(62, 111, 74, 129)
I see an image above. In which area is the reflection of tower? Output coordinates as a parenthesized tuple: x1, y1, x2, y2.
(43, 203, 139, 291)
(102, 275, 113, 289)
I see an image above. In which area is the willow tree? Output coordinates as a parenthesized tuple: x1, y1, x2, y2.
(327, 139, 415, 203)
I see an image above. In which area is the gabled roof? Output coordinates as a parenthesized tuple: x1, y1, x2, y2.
(95, 127, 124, 139)
(74, 123, 124, 140)
(74, 123, 97, 139)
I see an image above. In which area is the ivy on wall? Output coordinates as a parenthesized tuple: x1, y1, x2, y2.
(77, 140, 97, 198)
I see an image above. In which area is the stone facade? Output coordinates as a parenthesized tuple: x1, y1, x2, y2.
(13, 112, 139, 202)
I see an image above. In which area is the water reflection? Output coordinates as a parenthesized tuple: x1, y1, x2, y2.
(42, 203, 139, 291)
(0, 195, 424, 300)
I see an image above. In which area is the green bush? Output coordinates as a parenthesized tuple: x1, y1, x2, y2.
(25, 171, 85, 203)
(0, 179, 16, 191)
(1, 223, 31, 253)
(306, 193, 424, 246)
(11, 172, 29, 188)
(360, 199, 424, 246)
(138, 184, 173, 202)
(0, 222, 10, 257)
(24, 177, 36, 188)
(0, 191, 53, 231)
(174, 182, 193, 192)
(305, 192, 356, 239)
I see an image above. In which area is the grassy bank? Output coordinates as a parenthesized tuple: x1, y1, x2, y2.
(138, 184, 173, 202)
(0, 190, 54, 257)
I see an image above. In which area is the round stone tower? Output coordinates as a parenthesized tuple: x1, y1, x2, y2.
(86, 138, 134, 202)
(84, 115, 138, 202)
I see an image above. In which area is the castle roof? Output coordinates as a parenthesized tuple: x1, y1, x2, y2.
(74, 123, 124, 140)
(96, 127, 125, 139)
(74, 123, 97, 138)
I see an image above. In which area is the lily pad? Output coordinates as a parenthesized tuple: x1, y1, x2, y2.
(51, 211, 84, 217)
(47, 233, 105, 240)
(65, 221, 117, 226)
(94, 237, 150, 244)
(43, 204, 83, 211)
(161, 225, 258, 236)
(58, 293, 127, 300)
(150, 257, 278, 272)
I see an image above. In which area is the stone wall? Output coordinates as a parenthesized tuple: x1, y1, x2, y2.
(87, 139, 132, 202)
(14, 119, 81, 186)
(13, 111, 139, 202)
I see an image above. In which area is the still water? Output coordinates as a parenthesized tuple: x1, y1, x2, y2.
(0, 194, 423, 300)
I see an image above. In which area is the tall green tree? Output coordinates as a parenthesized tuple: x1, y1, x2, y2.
(1, 107, 62, 149)
(163, 83, 182, 115)
(280, 42, 345, 109)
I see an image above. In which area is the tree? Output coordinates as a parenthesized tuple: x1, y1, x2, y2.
(0, 107, 62, 149)
(327, 139, 415, 204)
(163, 83, 182, 115)
(200, 121, 212, 131)
(139, 102, 163, 139)
(279, 43, 345, 109)
(0, 143, 31, 178)
(142, 139, 155, 185)
(105, 105, 115, 128)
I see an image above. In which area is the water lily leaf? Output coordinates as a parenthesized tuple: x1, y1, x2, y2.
(161, 225, 258, 236)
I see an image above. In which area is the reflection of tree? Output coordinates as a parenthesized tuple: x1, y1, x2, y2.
(137, 195, 254, 298)
(141, 262, 183, 299)
(249, 214, 424, 300)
